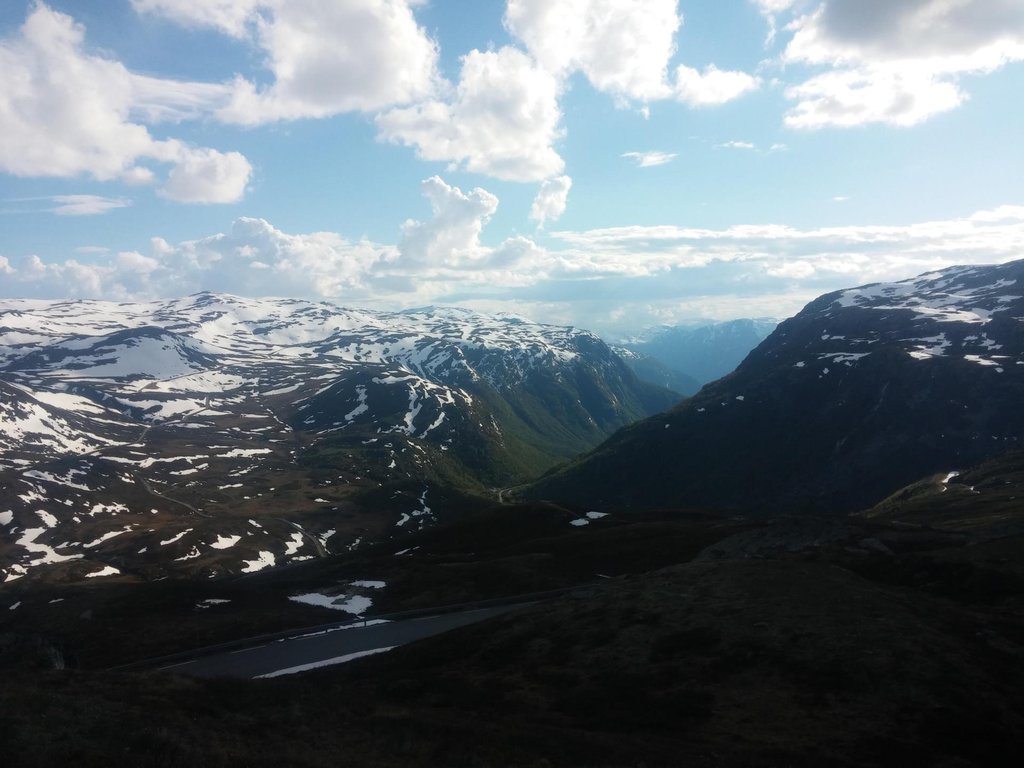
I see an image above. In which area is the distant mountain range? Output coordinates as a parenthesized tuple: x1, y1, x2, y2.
(611, 347, 701, 397)
(531, 260, 1024, 515)
(613, 319, 777, 390)
(0, 294, 674, 584)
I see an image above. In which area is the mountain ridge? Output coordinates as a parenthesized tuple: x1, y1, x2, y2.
(528, 260, 1024, 515)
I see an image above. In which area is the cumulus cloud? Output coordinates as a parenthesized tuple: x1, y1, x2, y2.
(158, 144, 252, 204)
(785, 68, 965, 128)
(530, 176, 573, 227)
(622, 151, 677, 168)
(775, 0, 1024, 127)
(151, 217, 390, 296)
(506, 0, 759, 108)
(135, 0, 441, 123)
(377, 46, 565, 182)
(399, 177, 499, 267)
(2, 218, 391, 301)
(674, 64, 761, 106)
(0, 177, 545, 304)
(0, 4, 250, 203)
(504, 0, 680, 102)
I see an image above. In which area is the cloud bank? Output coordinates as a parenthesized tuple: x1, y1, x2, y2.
(3, 175, 1022, 332)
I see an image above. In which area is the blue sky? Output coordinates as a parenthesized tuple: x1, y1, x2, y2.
(1, 0, 1022, 335)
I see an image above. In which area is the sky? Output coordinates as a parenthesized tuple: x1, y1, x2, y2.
(0, 0, 1022, 337)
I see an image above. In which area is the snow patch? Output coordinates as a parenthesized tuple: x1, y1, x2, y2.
(241, 550, 276, 573)
(289, 593, 374, 614)
(85, 565, 120, 578)
(254, 646, 395, 678)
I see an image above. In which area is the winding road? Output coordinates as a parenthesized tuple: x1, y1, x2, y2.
(159, 603, 526, 679)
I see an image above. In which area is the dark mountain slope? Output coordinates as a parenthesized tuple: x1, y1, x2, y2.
(529, 260, 1024, 515)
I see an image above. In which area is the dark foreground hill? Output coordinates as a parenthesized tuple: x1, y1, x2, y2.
(4, 452, 1024, 767)
(4, 522, 1023, 767)
(530, 260, 1024, 515)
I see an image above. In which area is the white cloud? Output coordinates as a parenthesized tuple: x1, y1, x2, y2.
(0, 4, 250, 203)
(506, 1, 759, 109)
(377, 46, 565, 182)
(674, 64, 761, 106)
(530, 176, 573, 226)
(399, 177, 499, 267)
(129, 73, 235, 123)
(504, 0, 680, 102)
(135, 0, 441, 123)
(622, 151, 677, 167)
(152, 217, 389, 296)
(753, 0, 796, 12)
(3, 218, 391, 301)
(550, 206, 1024, 283)
(0, 177, 543, 303)
(784, 66, 965, 129)
(158, 144, 252, 204)
(1, 6, 153, 182)
(777, 0, 1024, 128)
(130, 0, 262, 38)
(48, 195, 132, 216)
(2, 195, 132, 216)
(718, 141, 757, 150)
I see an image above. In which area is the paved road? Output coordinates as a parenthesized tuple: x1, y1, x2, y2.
(139, 476, 212, 518)
(276, 518, 328, 558)
(160, 604, 526, 679)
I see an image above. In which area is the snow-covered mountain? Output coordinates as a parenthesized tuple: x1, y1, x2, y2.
(531, 260, 1024, 514)
(0, 293, 674, 584)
